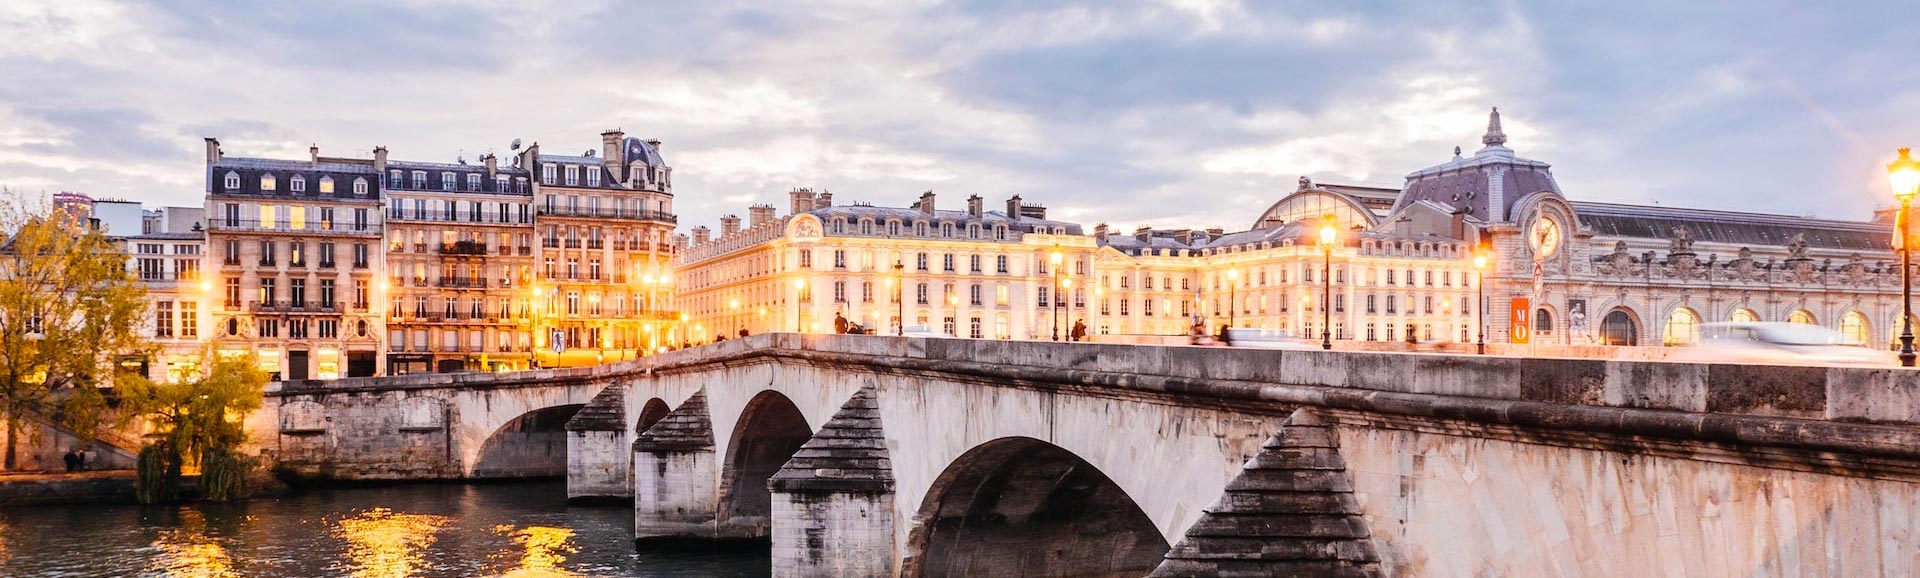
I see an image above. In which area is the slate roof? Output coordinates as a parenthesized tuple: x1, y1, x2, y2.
(1572, 202, 1891, 251)
(768, 387, 892, 493)
(1151, 409, 1383, 578)
(632, 389, 714, 452)
(807, 206, 1085, 236)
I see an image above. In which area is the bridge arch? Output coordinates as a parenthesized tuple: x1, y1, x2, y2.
(720, 390, 813, 535)
(471, 404, 583, 478)
(635, 397, 670, 435)
(905, 436, 1169, 578)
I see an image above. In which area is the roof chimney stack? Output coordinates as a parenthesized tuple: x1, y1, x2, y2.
(601, 128, 626, 182)
(1134, 226, 1152, 243)
(917, 191, 937, 214)
(789, 188, 816, 215)
(814, 191, 833, 210)
(1094, 223, 1109, 243)
(1006, 195, 1023, 221)
(749, 204, 776, 228)
(373, 145, 388, 174)
(720, 214, 741, 237)
(967, 194, 983, 217)
(309, 144, 319, 168)
(692, 226, 711, 246)
(204, 137, 222, 164)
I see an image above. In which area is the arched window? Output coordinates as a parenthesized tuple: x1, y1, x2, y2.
(260, 173, 277, 191)
(1789, 310, 1817, 325)
(1601, 310, 1638, 346)
(1663, 308, 1700, 346)
(1533, 309, 1553, 334)
(223, 171, 240, 190)
(1841, 312, 1871, 346)
(1731, 308, 1759, 323)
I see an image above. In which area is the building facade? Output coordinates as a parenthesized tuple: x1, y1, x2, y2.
(674, 190, 1096, 342)
(127, 225, 208, 383)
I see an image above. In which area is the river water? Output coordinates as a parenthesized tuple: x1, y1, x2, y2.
(0, 481, 769, 577)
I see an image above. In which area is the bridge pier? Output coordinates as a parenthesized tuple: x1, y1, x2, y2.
(565, 383, 631, 503)
(768, 388, 896, 578)
(632, 389, 724, 540)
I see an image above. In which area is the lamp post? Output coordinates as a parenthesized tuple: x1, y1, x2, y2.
(1226, 268, 1239, 329)
(729, 298, 740, 337)
(947, 292, 959, 337)
(793, 278, 807, 332)
(1050, 248, 1064, 341)
(1061, 277, 1074, 340)
(892, 260, 905, 336)
(1473, 253, 1489, 355)
(1319, 222, 1336, 350)
(1888, 148, 1920, 366)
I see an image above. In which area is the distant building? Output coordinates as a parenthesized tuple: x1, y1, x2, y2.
(673, 190, 1096, 342)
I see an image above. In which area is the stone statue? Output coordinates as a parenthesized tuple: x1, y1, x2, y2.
(1787, 233, 1809, 260)
(1669, 225, 1694, 254)
(1298, 175, 1314, 191)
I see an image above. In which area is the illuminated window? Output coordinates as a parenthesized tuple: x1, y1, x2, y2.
(1788, 310, 1817, 326)
(260, 174, 277, 191)
(319, 175, 334, 194)
(1731, 308, 1759, 323)
(1662, 308, 1700, 346)
(1841, 311, 1871, 346)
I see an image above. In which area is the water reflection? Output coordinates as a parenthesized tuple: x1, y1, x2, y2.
(333, 507, 451, 578)
(150, 510, 239, 577)
(494, 524, 581, 577)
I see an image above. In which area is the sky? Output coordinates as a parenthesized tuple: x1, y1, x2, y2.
(1, 0, 1916, 234)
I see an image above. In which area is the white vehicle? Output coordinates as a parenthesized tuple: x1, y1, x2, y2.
(1223, 328, 1315, 350)
(900, 325, 949, 338)
(1693, 322, 1890, 366)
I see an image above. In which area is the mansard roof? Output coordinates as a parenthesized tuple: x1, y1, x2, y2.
(1573, 202, 1890, 252)
(806, 205, 1084, 235)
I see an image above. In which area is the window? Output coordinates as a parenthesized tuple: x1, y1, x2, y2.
(225, 278, 241, 308)
(1601, 310, 1639, 346)
(1841, 311, 1872, 346)
(969, 284, 982, 306)
(290, 174, 305, 193)
(411, 171, 427, 188)
(1789, 310, 1817, 326)
(996, 256, 1008, 273)
(917, 283, 929, 304)
(389, 170, 403, 188)
(180, 302, 197, 338)
(258, 318, 279, 338)
(943, 254, 955, 272)
(260, 174, 277, 191)
(799, 250, 813, 269)
(223, 171, 240, 190)
(319, 175, 334, 194)
(833, 250, 847, 269)
(970, 255, 981, 273)
(586, 168, 600, 187)
(916, 253, 928, 271)
(834, 281, 847, 303)
(542, 164, 556, 184)
(154, 301, 174, 338)
(565, 165, 579, 185)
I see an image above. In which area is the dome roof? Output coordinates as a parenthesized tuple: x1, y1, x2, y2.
(623, 137, 666, 167)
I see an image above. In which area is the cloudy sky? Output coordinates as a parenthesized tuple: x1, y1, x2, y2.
(1, 0, 1914, 232)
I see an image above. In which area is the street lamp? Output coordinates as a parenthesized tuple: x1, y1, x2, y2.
(1473, 252, 1489, 355)
(1226, 268, 1239, 330)
(793, 278, 807, 332)
(1889, 148, 1920, 366)
(1319, 221, 1336, 350)
(946, 292, 959, 337)
(1061, 277, 1074, 340)
(1050, 248, 1064, 341)
(892, 260, 905, 336)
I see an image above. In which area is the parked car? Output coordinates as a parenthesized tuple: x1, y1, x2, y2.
(1692, 322, 1890, 366)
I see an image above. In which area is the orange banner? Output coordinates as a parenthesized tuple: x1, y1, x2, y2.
(1510, 298, 1531, 344)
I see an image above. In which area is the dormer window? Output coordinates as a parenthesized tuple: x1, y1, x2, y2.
(389, 170, 402, 188)
(564, 165, 578, 186)
(941, 223, 954, 238)
(887, 221, 900, 236)
(995, 226, 1007, 240)
(466, 174, 480, 192)
(260, 174, 277, 191)
(318, 175, 334, 194)
(411, 171, 426, 189)
(914, 222, 928, 237)
(541, 164, 556, 185)
(290, 174, 305, 193)
(441, 172, 455, 191)
(586, 168, 600, 187)
(831, 219, 846, 234)
(860, 220, 872, 235)
(223, 171, 240, 190)
(967, 224, 980, 239)
(495, 175, 509, 192)
(352, 177, 368, 196)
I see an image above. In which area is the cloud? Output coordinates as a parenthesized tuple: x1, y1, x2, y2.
(1, 0, 1916, 230)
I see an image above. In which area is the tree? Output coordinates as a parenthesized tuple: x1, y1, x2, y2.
(0, 195, 150, 470)
(119, 355, 266, 502)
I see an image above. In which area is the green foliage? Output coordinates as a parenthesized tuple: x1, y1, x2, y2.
(0, 194, 151, 469)
(121, 356, 267, 502)
(136, 443, 174, 505)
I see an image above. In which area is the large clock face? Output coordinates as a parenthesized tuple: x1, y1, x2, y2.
(1529, 216, 1562, 260)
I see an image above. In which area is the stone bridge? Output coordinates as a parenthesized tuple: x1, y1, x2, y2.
(259, 333, 1920, 576)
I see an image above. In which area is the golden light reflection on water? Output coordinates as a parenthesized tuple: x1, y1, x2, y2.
(150, 510, 239, 578)
(492, 524, 581, 577)
(332, 508, 451, 578)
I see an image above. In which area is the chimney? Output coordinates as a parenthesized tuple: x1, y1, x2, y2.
(1206, 227, 1224, 242)
(309, 144, 319, 168)
(1134, 226, 1152, 243)
(967, 194, 983, 217)
(601, 129, 627, 182)
(203, 137, 222, 164)
(1094, 223, 1109, 243)
(373, 145, 388, 174)
(484, 153, 498, 177)
(916, 191, 937, 214)
(674, 233, 689, 252)
(815, 191, 833, 210)
(720, 214, 741, 237)
(1006, 195, 1023, 221)
(645, 139, 662, 156)
(789, 188, 816, 215)
(749, 204, 776, 228)
(692, 226, 711, 246)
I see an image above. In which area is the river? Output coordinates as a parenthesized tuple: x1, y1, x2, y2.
(0, 481, 769, 577)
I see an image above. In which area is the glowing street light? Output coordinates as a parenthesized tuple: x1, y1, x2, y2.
(1891, 148, 1920, 366)
(1226, 268, 1240, 329)
(1050, 248, 1065, 341)
(1318, 219, 1337, 350)
(1473, 252, 1490, 355)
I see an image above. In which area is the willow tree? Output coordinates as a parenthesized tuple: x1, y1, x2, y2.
(119, 355, 265, 501)
(0, 196, 149, 470)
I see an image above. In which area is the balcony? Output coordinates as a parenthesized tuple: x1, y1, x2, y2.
(439, 241, 489, 256)
(586, 240, 604, 250)
(249, 301, 339, 314)
(542, 239, 560, 249)
(438, 277, 490, 289)
(208, 219, 381, 236)
(517, 246, 532, 256)
(535, 206, 677, 224)
(564, 240, 582, 249)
